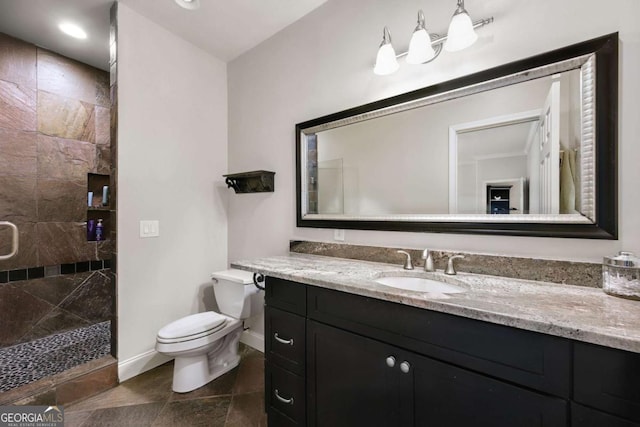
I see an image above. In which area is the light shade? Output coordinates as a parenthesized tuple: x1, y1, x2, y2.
(444, 1, 478, 52)
(374, 27, 399, 76)
(407, 29, 435, 64)
(406, 10, 435, 64)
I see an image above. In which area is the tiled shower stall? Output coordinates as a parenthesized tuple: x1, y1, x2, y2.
(0, 32, 116, 393)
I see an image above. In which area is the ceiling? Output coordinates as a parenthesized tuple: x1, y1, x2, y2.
(458, 121, 538, 163)
(0, 0, 327, 71)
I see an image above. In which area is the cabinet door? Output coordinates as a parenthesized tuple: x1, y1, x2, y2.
(307, 321, 403, 427)
(574, 342, 640, 423)
(408, 352, 568, 427)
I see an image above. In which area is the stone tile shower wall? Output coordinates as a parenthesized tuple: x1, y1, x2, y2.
(0, 32, 113, 351)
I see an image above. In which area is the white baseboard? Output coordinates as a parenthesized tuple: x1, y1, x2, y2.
(118, 349, 172, 382)
(240, 329, 264, 353)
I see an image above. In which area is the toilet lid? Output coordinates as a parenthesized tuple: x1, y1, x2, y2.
(158, 312, 227, 340)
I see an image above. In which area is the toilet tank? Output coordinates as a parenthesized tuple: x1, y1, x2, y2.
(211, 269, 259, 319)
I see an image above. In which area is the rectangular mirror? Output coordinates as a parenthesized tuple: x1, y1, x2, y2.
(296, 33, 618, 239)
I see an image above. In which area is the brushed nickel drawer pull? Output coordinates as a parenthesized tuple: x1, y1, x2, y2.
(274, 389, 294, 405)
(274, 333, 294, 346)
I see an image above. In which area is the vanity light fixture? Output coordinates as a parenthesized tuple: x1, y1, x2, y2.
(174, 0, 200, 10)
(58, 22, 87, 40)
(373, 0, 493, 76)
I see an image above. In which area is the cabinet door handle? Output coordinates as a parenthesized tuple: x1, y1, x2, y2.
(386, 356, 396, 368)
(274, 333, 294, 346)
(400, 361, 411, 374)
(274, 389, 294, 405)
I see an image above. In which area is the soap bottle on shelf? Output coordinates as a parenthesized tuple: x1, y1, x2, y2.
(96, 219, 104, 241)
(87, 219, 96, 241)
(102, 185, 109, 206)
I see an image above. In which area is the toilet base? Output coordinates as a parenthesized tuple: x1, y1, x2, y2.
(171, 326, 242, 393)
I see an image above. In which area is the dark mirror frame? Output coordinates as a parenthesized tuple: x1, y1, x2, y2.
(296, 33, 618, 239)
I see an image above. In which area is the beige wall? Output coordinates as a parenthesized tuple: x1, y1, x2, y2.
(228, 0, 640, 265)
(117, 4, 228, 377)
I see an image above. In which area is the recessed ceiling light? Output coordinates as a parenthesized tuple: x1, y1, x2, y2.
(58, 22, 87, 39)
(174, 0, 200, 10)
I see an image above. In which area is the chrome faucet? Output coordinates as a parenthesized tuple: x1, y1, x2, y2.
(445, 255, 465, 275)
(397, 250, 414, 270)
(421, 249, 435, 272)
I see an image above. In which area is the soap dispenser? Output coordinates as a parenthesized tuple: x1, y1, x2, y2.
(95, 219, 104, 241)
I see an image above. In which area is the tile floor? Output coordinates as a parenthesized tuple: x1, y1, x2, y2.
(64, 346, 266, 426)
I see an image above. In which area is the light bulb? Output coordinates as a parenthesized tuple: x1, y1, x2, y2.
(174, 0, 200, 10)
(58, 22, 87, 40)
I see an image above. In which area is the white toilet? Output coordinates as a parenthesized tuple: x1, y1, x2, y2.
(155, 269, 260, 393)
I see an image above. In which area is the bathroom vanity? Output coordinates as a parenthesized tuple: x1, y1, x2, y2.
(232, 254, 640, 427)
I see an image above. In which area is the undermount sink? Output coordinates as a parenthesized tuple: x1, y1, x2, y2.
(375, 276, 466, 294)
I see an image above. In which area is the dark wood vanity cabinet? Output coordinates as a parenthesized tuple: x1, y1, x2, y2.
(264, 277, 640, 427)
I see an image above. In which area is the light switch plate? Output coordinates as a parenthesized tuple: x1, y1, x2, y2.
(334, 229, 345, 241)
(140, 220, 160, 238)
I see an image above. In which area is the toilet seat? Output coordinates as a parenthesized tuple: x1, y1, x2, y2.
(155, 317, 242, 356)
(157, 312, 227, 344)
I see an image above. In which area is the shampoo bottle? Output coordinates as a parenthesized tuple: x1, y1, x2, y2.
(96, 219, 104, 241)
(102, 186, 109, 206)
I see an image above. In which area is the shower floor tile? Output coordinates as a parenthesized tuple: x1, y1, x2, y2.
(0, 321, 111, 392)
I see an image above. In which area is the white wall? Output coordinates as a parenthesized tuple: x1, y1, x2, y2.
(457, 163, 477, 214)
(228, 0, 640, 265)
(117, 4, 228, 379)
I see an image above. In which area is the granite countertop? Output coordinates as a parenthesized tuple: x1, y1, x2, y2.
(232, 253, 640, 354)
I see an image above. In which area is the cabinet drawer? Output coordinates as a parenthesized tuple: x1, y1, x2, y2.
(266, 277, 306, 316)
(574, 342, 640, 422)
(308, 286, 571, 397)
(265, 306, 306, 375)
(266, 363, 305, 425)
(571, 403, 640, 427)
